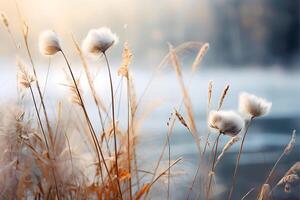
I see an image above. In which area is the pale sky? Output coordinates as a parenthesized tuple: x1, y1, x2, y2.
(0, 0, 213, 63)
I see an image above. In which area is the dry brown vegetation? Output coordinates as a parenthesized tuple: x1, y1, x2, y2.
(0, 6, 299, 200)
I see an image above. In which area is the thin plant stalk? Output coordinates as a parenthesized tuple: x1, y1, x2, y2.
(117, 78, 123, 118)
(228, 118, 253, 200)
(138, 158, 182, 200)
(127, 78, 133, 200)
(42, 57, 51, 98)
(56, 102, 76, 185)
(186, 162, 201, 200)
(264, 129, 296, 186)
(63, 131, 76, 184)
(28, 86, 49, 162)
(152, 157, 182, 185)
(38, 57, 51, 112)
(206, 133, 221, 200)
(151, 52, 203, 196)
(127, 76, 140, 190)
(14, 1, 52, 137)
(141, 44, 208, 198)
(241, 188, 255, 200)
(187, 82, 213, 200)
(28, 84, 60, 200)
(167, 128, 171, 200)
(71, 37, 111, 154)
(21, 24, 52, 137)
(6, 28, 19, 50)
(60, 50, 118, 194)
(143, 111, 176, 199)
(61, 50, 106, 185)
(150, 114, 176, 182)
(169, 45, 198, 142)
(103, 52, 123, 199)
(102, 78, 122, 127)
(264, 152, 285, 184)
(132, 122, 140, 190)
(1, 13, 18, 51)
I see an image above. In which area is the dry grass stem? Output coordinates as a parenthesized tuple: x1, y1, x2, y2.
(258, 184, 271, 200)
(217, 84, 229, 111)
(264, 130, 297, 184)
(1, 12, 18, 49)
(215, 135, 240, 166)
(228, 118, 253, 200)
(191, 42, 209, 73)
(0, 10, 298, 199)
(174, 109, 190, 131)
(118, 42, 133, 79)
(169, 44, 200, 152)
(284, 129, 296, 155)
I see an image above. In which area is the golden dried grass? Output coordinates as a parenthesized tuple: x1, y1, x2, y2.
(0, 8, 298, 200)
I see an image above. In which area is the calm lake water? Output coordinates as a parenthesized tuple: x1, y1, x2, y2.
(0, 64, 299, 199)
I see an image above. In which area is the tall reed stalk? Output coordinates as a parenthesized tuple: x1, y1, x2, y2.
(206, 133, 221, 200)
(71, 37, 110, 153)
(126, 77, 133, 200)
(228, 118, 253, 200)
(17, 13, 53, 137)
(187, 81, 213, 200)
(14, 3, 58, 196)
(264, 129, 296, 185)
(27, 81, 60, 200)
(60, 50, 119, 197)
(103, 52, 123, 199)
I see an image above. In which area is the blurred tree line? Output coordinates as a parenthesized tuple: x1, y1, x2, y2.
(212, 0, 299, 67)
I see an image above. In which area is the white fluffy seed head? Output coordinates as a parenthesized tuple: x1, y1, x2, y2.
(82, 27, 119, 55)
(39, 30, 61, 56)
(239, 92, 272, 118)
(208, 110, 244, 136)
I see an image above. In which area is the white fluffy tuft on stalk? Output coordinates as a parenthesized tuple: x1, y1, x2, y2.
(39, 30, 61, 55)
(82, 27, 119, 55)
(208, 110, 244, 136)
(239, 92, 272, 118)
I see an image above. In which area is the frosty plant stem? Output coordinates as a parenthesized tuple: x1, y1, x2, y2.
(127, 77, 133, 200)
(71, 36, 110, 155)
(206, 133, 222, 200)
(60, 50, 115, 190)
(228, 117, 253, 200)
(104, 52, 123, 199)
(22, 27, 52, 136)
(28, 83, 60, 200)
(264, 130, 296, 185)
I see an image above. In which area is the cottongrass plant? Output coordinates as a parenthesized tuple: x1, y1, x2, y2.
(239, 92, 272, 118)
(0, 9, 299, 199)
(82, 27, 119, 55)
(39, 30, 62, 56)
(208, 110, 244, 137)
(39, 29, 118, 198)
(228, 92, 272, 200)
(206, 110, 244, 199)
(82, 27, 123, 198)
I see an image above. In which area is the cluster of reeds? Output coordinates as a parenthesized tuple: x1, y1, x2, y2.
(0, 7, 299, 200)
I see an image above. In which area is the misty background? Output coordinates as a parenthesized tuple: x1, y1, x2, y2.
(0, 0, 299, 68)
(0, 0, 299, 199)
